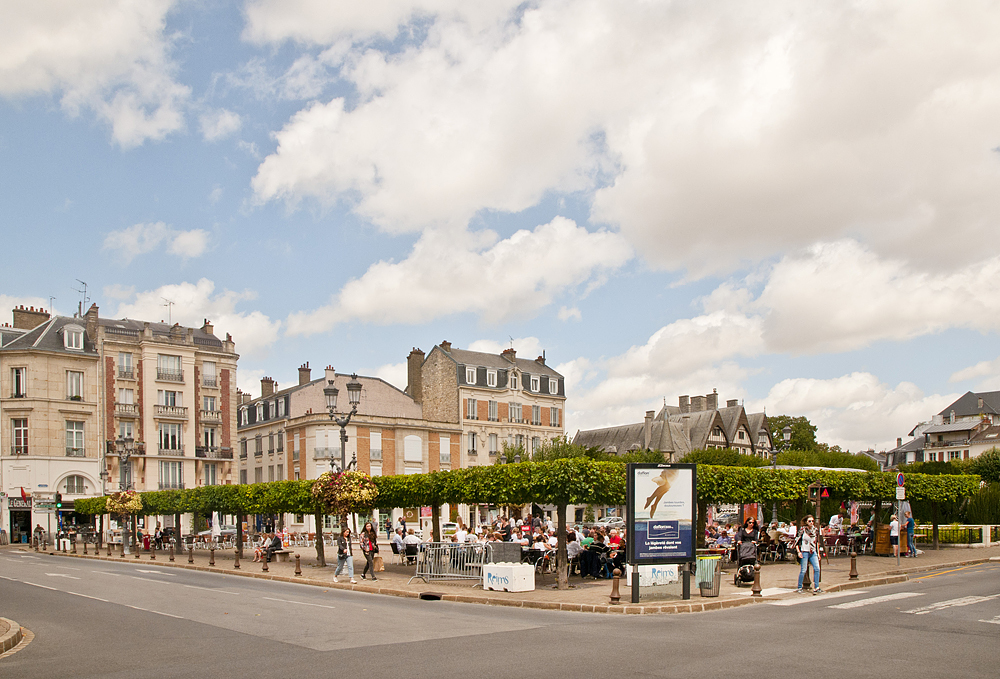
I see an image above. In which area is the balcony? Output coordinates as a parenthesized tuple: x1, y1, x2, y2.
(157, 368, 184, 383)
(154, 404, 188, 419)
(115, 403, 139, 418)
(200, 409, 222, 423)
(10, 446, 28, 456)
(370, 449, 383, 461)
(440, 453, 451, 465)
(239, 451, 248, 460)
(66, 447, 85, 457)
(314, 447, 336, 460)
(158, 446, 185, 457)
(158, 482, 185, 490)
(468, 449, 478, 456)
(196, 446, 233, 460)
(118, 368, 134, 379)
(202, 377, 218, 387)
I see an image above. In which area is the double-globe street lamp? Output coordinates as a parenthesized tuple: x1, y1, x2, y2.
(323, 374, 363, 473)
(770, 425, 793, 524)
(112, 436, 137, 553)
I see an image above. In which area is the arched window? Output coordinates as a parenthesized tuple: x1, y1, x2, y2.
(64, 475, 86, 494)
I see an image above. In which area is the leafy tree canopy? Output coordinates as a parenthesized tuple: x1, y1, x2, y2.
(969, 448, 1000, 484)
(776, 448, 879, 472)
(679, 448, 768, 467)
(768, 415, 818, 451)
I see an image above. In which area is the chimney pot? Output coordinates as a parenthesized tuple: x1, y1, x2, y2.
(298, 362, 312, 386)
(407, 348, 426, 404)
(706, 391, 718, 411)
(12, 304, 51, 330)
(440, 340, 451, 352)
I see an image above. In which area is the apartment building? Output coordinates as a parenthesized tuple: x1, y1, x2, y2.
(888, 390, 1000, 467)
(406, 341, 567, 467)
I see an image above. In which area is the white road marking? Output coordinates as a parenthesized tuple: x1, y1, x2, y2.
(184, 584, 238, 595)
(92, 571, 120, 576)
(979, 616, 1000, 625)
(67, 592, 109, 602)
(131, 576, 174, 585)
(902, 594, 1000, 615)
(828, 592, 924, 609)
(124, 605, 183, 619)
(262, 596, 337, 610)
(770, 590, 869, 606)
(21, 581, 58, 591)
(54, 566, 81, 571)
(137, 569, 175, 575)
(45, 573, 81, 580)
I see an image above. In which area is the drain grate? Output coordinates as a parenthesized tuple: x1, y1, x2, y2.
(418, 592, 443, 601)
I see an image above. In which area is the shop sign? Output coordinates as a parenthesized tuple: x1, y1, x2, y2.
(8, 497, 32, 510)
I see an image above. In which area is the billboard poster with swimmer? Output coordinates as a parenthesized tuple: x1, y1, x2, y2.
(627, 463, 697, 564)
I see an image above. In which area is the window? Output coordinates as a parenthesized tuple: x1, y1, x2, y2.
(12, 418, 28, 455)
(202, 361, 217, 387)
(254, 468, 263, 483)
(268, 465, 275, 482)
(254, 435, 262, 454)
(738, 430, 746, 441)
(516, 434, 524, 448)
(467, 432, 477, 455)
(294, 470, 300, 481)
(118, 388, 134, 404)
(466, 367, 476, 384)
(532, 437, 540, 455)
(548, 378, 558, 394)
(276, 464, 283, 480)
(203, 396, 216, 411)
(64, 475, 85, 494)
(158, 390, 180, 406)
(530, 376, 540, 392)
(240, 408, 248, 426)
(157, 354, 182, 382)
(292, 436, 299, 461)
(204, 427, 217, 448)
(277, 399, 286, 417)
(466, 398, 478, 419)
(404, 435, 422, 463)
(118, 352, 133, 378)
(488, 433, 498, 455)
(440, 435, 450, 464)
(268, 433, 274, 453)
(531, 405, 541, 426)
(550, 407, 561, 427)
(927, 452, 937, 462)
(270, 401, 277, 418)
(159, 423, 182, 450)
(371, 430, 382, 459)
(948, 450, 961, 461)
(66, 421, 84, 455)
(12, 367, 26, 397)
(509, 402, 521, 423)
(239, 469, 248, 484)
(204, 462, 217, 486)
(510, 374, 518, 390)
(160, 461, 183, 489)
(277, 432, 284, 452)
(487, 370, 497, 387)
(67, 371, 83, 399)
(488, 400, 498, 422)
(64, 326, 84, 350)
(118, 420, 134, 439)
(256, 403, 264, 421)
(240, 438, 247, 457)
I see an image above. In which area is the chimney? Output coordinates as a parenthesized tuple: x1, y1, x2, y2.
(644, 411, 654, 450)
(201, 319, 214, 335)
(679, 395, 690, 414)
(706, 389, 718, 411)
(261, 376, 275, 398)
(243, 392, 251, 405)
(325, 365, 337, 383)
(406, 348, 425, 404)
(298, 362, 312, 386)
(535, 355, 546, 366)
(691, 395, 706, 412)
(85, 303, 99, 343)
(501, 348, 516, 363)
(727, 399, 739, 408)
(897, 437, 902, 449)
(12, 305, 50, 330)
(440, 340, 451, 353)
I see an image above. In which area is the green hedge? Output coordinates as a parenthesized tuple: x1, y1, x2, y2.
(73, 461, 980, 516)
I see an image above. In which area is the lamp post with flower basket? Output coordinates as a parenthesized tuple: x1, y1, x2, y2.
(323, 374, 363, 473)
(113, 436, 138, 552)
(311, 470, 379, 534)
(106, 490, 143, 555)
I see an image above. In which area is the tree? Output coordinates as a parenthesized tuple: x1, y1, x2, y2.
(969, 448, 1000, 484)
(679, 448, 767, 467)
(768, 415, 818, 451)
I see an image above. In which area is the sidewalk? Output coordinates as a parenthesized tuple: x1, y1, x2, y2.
(7, 541, 999, 615)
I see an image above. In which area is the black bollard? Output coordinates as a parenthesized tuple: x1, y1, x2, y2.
(849, 551, 858, 580)
(610, 568, 622, 605)
(83, 540, 88, 555)
(107, 542, 112, 557)
(188, 546, 194, 564)
(234, 549, 240, 570)
(150, 544, 156, 560)
(751, 563, 762, 597)
(169, 544, 175, 562)
(262, 556, 269, 573)
(71, 536, 77, 554)
(209, 547, 215, 567)
(34, 537, 39, 552)
(294, 554, 302, 577)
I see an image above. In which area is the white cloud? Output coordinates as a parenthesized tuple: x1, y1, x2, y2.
(0, 294, 54, 320)
(467, 337, 543, 359)
(371, 362, 407, 391)
(102, 284, 135, 301)
(208, 186, 223, 204)
(199, 108, 242, 141)
(285, 217, 632, 334)
(103, 222, 209, 262)
(0, 1, 189, 147)
(558, 306, 581, 322)
(110, 279, 280, 356)
(237, 368, 267, 400)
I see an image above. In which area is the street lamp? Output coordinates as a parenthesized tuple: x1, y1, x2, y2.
(324, 374, 363, 473)
(770, 425, 792, 524)
(114, 436, 137, 553)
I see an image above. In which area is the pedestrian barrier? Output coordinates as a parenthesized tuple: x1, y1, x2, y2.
(408, 542, 488, 584)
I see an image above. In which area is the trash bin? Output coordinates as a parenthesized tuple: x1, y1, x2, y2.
(697, 555, 722, 597)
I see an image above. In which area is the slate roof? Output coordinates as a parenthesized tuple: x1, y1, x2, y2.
(922, 420, 985, 434)
(938, 390, 1000, 417)
(99, 317, 224, 348)
(969, 425, 1000, 445)
(572, 419, 690, 457)
(0, 316, 97, 356)
(441, 346, 563, 378)
(888, 437, 924, 454)
(0, 327, 26, 347)
(746, 413, 771, 448)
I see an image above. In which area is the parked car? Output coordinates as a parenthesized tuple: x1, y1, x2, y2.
(196, 525, 237, 538)
(595, 516, 625, 529)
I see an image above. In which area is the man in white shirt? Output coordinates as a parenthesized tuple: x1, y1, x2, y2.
(828, 513, 843, 533)
(454, 526, 467, 544)
(391, 528, 404, 552)
(403, 529, 421, 546)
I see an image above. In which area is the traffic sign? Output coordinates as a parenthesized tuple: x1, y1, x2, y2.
(896, 487, 905, 500)
(896, 472, 905, 487)
(35, 501, 55, 510)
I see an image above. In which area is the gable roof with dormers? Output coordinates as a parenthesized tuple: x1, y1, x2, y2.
(0, 316, 97, 356)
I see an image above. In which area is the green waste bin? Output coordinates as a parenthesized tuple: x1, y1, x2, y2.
(696, 555, 722, 597)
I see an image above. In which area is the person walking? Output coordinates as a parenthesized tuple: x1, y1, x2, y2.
(889, 514, 900, 558)
(333, 527, 357, 584)
(360, 521, 379, 581)
(795, 515, 823, 594)
(905, 511, 916, 557)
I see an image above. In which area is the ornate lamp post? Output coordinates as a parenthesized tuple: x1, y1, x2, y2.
(323, 374, 363, 473)
(115, 436, 137, 553)
(770, 425, 792, 524)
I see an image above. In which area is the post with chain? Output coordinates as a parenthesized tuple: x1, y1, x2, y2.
(295, 554, 302, 577)
(83, 539, 88, 555)
(107, 542, 112, 557)
(71, 535, 77, 554)
(150, 542, 156, 560)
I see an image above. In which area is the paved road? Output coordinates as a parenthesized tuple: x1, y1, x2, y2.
(2, 552, 997, 678)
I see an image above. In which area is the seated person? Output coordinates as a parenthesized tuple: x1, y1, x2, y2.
(546, 529, 558, 550)
(531, 534, 551, 552)
(391, 528, 405, 552)
(607, 537, 626, 572)
(402, 528, 421, 545)
(264, 532, 282, 562)
(607, 528, 622, 548)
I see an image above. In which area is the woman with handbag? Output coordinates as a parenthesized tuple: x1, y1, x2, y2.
(360, 521, 379, 581)
(333, 526, 357, 584)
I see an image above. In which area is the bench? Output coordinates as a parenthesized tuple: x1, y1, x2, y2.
(269, 549, 294, 563)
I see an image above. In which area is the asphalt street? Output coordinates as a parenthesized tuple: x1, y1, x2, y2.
(2, 552, 997, 678)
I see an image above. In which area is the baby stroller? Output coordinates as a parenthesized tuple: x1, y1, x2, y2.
(733, 541, 758, 587)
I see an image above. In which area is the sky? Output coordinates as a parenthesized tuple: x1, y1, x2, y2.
(3, 1, 1000, 453)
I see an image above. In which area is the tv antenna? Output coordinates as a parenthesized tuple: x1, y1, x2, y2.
(162, 298, 175, 324)
(73, 280, 89, 317)
(508, 335, 515, 349)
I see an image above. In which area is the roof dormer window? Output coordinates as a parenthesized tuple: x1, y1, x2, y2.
(466, 367, 476, 384)
(64, 325, 84, 350)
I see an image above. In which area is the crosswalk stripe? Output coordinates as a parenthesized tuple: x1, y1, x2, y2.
(902, 593, 1000, 615)
(979, 616, 1000, 625)
(769, 590, 869, 606)
(828, 592, 924, 610)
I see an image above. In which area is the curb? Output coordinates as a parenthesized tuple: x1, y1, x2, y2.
(0, 618, 24, 654)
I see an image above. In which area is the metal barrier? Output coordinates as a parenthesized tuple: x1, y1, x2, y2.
(408, 542, 488, 584)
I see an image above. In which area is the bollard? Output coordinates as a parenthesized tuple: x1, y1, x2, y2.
(610, 568, 622, 605)
(63, 539, 68, 554)
(150, 543, 156, 560)
(209, 547, 215, 567)
(751, 563, 762, 597)
(262, 556, 269, 573)
(188, 546, 194, 564)
(169, 544, 175, 562)
(83, 540, 88, 555)
(234, 549, 240, 570)
(107, 542, 112, 557)
(294, 554, 302, 577)
(72, 536, 77, 554)
(849, 551, 858, 580)
(43, 538, 48, 552)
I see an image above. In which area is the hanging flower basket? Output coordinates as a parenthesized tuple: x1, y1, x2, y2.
(311, 470, 378, 515)
(105, 490, 143, 516)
